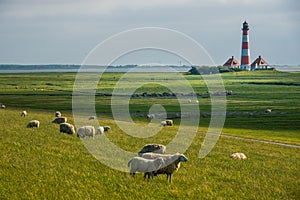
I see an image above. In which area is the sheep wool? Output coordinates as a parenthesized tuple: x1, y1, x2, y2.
(128, 157, 164, 177)
(77, 126, 95, 138)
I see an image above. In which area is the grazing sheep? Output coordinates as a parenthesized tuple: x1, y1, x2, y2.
(230, 152, 247, 160)
(96, 126, 104, 135)
(138, 144, 166, 157)
(21, 111, 27, 117)
(55, 111, 61, 118)
(142, 153, 188, 183)
(59, 123, 75, 135)
(27, 120, 40, 128)
(128, 157, 164, 178)
(146, 114, 155, 119)
(77, 126, 95, 138)
(265, 109, 272, 114)
(1, 104, 5, 109)
(89, 116, 96, 120)
(52, 117, 67, 124)
(160, 120, 173, 127)
(103, 126, 111, 132)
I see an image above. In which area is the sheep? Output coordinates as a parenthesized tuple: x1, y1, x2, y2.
(128, 157, 164, 178)
(89, 116, 96, 120)
(96, 126, 104, 135)
(230, 152, 247, 160)
(142, 153, 188, 183)
(1, 104, 5, 109)
(160, 120, 173, 127)
(59, 123, 75, 135)
(55, 111, 61, 118)
(103, 126, 111, 132)
(146, 114, 155, 119)
(138, 144, 166, 157)
(265, 109, 272, 114)
(52, 117, 67, 124)
(21, 111, 27, 117)
(77, 126, 95, 138)
(27, 120, 40, 128)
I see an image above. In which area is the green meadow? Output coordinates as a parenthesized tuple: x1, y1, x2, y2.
(0, 70, 299, 199)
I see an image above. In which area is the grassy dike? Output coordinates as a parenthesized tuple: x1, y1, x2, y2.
(0, 70, 299, 199)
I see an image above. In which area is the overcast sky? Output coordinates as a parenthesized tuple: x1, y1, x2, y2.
(0, 0, 299, 66)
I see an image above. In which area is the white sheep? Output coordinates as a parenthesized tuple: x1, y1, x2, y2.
(138, 144, 166, 157)
(55, 111, 61, 118)
(128, 157, 164, 178)
(96, 126, 104, 135)
(160, 120, 173, 127)
(146, 114, 155, 119)
(60, 123, 75, 135)
(77, 126, 95, 138)
(1, 104, 6, 109)
(142, 153, 188, 183)
(52, 117, 67, 124)
(21, 111, 27, 117)
(265, 109, 272, 114)
(230, 152, 247, 160)
(27, 120, 40, 128)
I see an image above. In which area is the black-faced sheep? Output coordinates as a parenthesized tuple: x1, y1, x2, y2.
(77, 126, 95, 138)
(52, 117, 67, 124)
(128, 157, 164, 178)
(27, 120, 40, 128)
(142, 153, 188, 183)
(96, 126, 104, 135)
(55, 111, 61, 118)
(230, 152, 247, 159)
(160, 120, 173, 127)
(103, 126, 110, 132)
(138, 144, 166, 157)
(59, 123, 75, 135)
(21, 111, 27, 117)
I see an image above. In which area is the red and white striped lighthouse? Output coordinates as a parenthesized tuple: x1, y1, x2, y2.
(240, 21, 251, 70)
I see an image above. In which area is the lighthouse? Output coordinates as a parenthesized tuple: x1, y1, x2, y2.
(240, 21, 251, 70)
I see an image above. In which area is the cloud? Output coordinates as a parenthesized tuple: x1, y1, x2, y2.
(1, 0, 197, 18)
(1, 0, 285, 19)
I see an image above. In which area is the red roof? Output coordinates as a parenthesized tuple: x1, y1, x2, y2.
(251, 56, 269, 67)
(223, 56, 240, 67)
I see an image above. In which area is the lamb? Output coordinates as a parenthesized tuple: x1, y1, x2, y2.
(21, 110, 27, 117)
(103, 126, 111, 132)
(52, 117, 67, 124)
(160, 120, 173, 127)
(55, 111, 61, 118)
(59, 123, 75, 135)
(77, 126, 95, 138)
(96, 126, 104, 135)
(142, 153, 188, 183)
(230, 152, 247, 160)
(27, 120, 40, 128)
(128, 157, 164, 178)
(138, 144, 166, 157)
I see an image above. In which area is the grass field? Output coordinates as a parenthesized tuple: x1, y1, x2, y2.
(0, 70, 299, 199)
